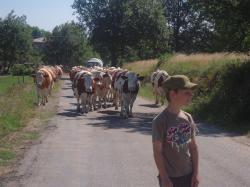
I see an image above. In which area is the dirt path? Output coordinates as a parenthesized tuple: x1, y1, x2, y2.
(1, 78, 250, 187)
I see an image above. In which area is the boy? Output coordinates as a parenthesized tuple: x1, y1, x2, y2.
(152, 75, 200, 187)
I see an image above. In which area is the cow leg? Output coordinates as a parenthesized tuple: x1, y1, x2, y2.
(155, 94, 159, 105)
(77, 96, 80, 112)
(121, 94, 129, 119)
(129, 94, 137, 117)
(98, 95, 102, 108)
(103, 95, 107, 108)
(114, 91, 119, 110)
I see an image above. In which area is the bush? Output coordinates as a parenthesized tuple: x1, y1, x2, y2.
(191, 61, 250, 132)
(10, 64, 35, 76)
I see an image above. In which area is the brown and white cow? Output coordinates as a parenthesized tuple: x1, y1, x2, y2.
(151, 70, 169, 105)
(34, 68, 53, 106)
(73, 70, 94, 113)
(92, 71, 112, 109)
(114, 71, 144, 118)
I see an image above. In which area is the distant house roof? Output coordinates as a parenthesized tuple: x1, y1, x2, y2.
(33, 37, 46, 43)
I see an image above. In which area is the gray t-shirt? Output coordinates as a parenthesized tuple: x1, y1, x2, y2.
(152, 108, 198, 177)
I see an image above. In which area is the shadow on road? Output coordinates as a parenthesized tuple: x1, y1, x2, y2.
(196, 123, 241, 138)
(84, 110, 158, 136)
(57, 109, 82, 117)
(139, 104, 162, 108)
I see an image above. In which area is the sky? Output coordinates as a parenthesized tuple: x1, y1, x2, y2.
(0, 0, 77, 31)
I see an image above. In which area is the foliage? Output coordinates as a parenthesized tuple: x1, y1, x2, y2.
(30, 26, 49, 39)
(44, 22, 97, 66)
(10, 64, 35, 76)
(125, 53, 250, 134)
(190, 61, 250, 132)
(0, 11, 33, 74)
(194, 0, 250, 51)
(72, 0, 170, 66)
(161, 0, 214, 53)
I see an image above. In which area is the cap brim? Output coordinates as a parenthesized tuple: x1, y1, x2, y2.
(185, 82, 198, 89)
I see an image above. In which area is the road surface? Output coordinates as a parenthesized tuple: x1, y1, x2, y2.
(2, 78, 250, 187)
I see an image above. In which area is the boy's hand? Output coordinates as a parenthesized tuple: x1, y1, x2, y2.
(191, 174, 200, 187)
(161, 176, 173, 187)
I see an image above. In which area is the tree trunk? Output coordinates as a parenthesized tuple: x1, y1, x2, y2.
(111, 51, 118, 67)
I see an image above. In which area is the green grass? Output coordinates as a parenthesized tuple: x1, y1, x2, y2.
(0, 76, 37, 138)
(22, 131, 40, 140)
(139, 83, 155, 101)
(0, 150, 15, 166)
(0, 76, 32, 95)
(0, 150, 15, 161)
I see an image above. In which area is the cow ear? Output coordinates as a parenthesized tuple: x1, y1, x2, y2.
(121, 75, 127, 80)
(138, 76, 144, 81)
(94, 77, 99, 81)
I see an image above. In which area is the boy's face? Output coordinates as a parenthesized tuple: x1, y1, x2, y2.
(170, 89, 193, 106)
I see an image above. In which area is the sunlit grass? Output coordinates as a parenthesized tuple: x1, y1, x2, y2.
(123, 59, 158, 77)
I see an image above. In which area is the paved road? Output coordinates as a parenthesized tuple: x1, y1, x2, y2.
(2, 78, 250, 187)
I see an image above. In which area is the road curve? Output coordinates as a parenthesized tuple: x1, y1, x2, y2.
(2, 78, 250, 187)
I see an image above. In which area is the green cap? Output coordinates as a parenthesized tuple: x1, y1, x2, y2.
(162, 75, 197, 91)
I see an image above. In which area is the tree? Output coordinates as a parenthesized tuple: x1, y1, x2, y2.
(44, 22, 97, 66)
(161, 0, 214, 52)
(194, 0, 250, 51)
(72, 0, 170, 66)
(30, 26, 49, 39)
(0, 11, 33, 73)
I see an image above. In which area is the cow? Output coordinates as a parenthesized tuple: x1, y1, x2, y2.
(92, 72, 112, 109)
(151, 70, 169, 105)
(34, 68, 53, 106)
(73, 70, 94, 114)
(114, 71, 144, 118)
(112, 69, 128, 110)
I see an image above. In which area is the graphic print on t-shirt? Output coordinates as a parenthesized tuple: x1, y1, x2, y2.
(167, 123, 191, 146)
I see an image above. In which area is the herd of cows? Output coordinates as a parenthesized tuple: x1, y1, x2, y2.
(32, 64, 169, 118)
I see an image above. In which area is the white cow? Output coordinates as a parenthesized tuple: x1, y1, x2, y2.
(115, 71, 144, 118)
(151, 70, 169, 105)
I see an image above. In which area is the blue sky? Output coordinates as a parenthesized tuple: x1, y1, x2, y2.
(0, 0, 77, 31)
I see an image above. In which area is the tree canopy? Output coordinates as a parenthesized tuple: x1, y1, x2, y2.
(44, 22, 97, 66)
(72, 0, 170, 66)
(0, 10, 33, 73)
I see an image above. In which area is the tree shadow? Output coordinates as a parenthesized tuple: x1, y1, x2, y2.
(62, 95, 74, 98)
(57, 109, 82, 117)
(85, 110, 158, 136)
(139, 104, 162, 108)
(196, 122, 241, 138)
(60, 77, 70, 80)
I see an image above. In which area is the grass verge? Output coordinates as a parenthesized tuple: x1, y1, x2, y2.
(0, 76, 61, 176)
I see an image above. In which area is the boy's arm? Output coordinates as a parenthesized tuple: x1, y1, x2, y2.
(153, 140, 168, 177)
(189, 136, 199, 176)
(153, 140, 173, 187)
(189, 136, 200, 187)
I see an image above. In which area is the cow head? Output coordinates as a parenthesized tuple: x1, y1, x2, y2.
(35, 71, 48, 87)
(84, 73, 93, 93)
(126, 72, 144, 92)
(103, 72, 112, 86)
